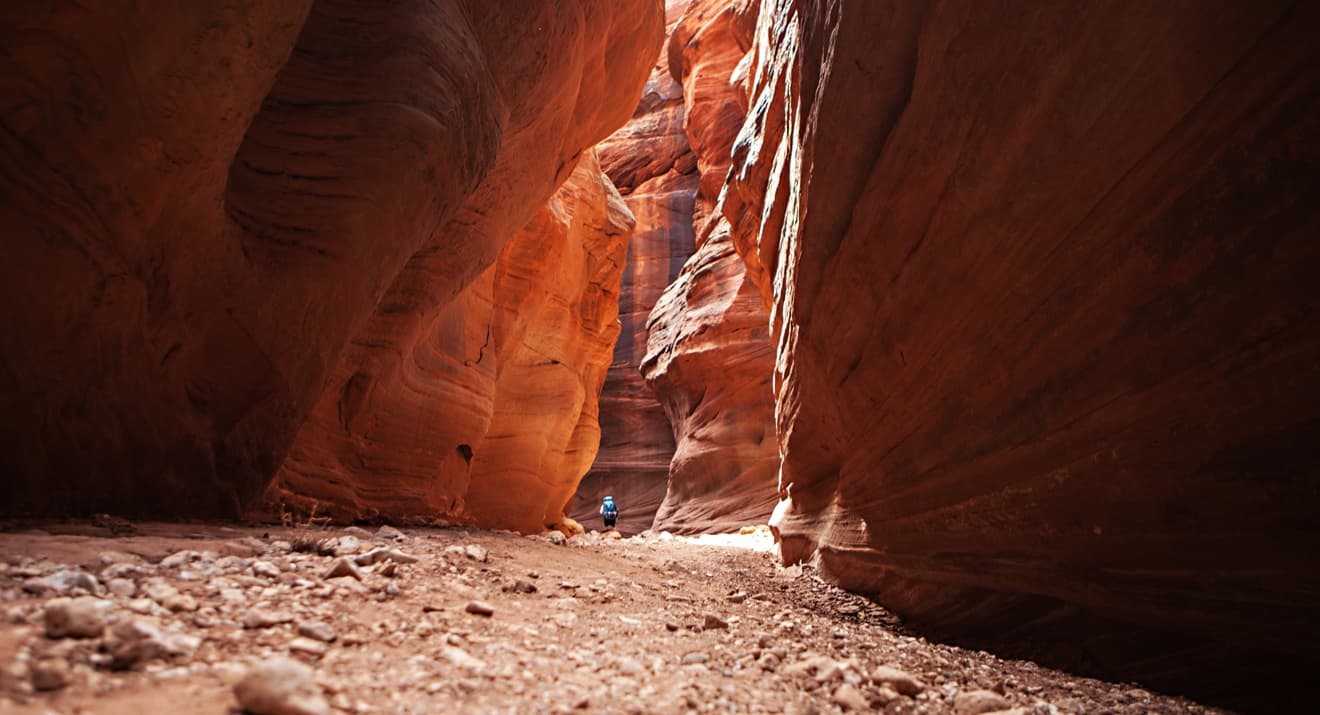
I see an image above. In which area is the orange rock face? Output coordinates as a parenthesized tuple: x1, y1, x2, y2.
(0, 1, 663, 518)
(735, 0, 1320, 706)
(639, 0, 779, 534)
(273, 152, 633, 532)
(572, 0, 698, 534)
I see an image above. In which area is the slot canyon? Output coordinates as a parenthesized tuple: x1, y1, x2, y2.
(1, 1, 1316, 713)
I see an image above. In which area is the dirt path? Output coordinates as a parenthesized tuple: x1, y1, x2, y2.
(0, 522, 1228, 714)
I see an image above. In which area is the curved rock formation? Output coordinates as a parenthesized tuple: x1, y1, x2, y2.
(737, 0, 1320, 707)
(0, 0, 662, 518)
(640, 0, 779, 534)
(271, 151, 633, 533)
(572, 0, 699, 534)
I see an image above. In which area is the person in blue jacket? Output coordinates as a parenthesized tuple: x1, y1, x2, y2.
(600, 495, 618, 530)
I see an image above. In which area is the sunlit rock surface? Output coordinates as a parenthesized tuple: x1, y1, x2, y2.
(738, 0, 1320, 707)
(640, 0, 778, 534)
(574, 0, 700, 534)
(272, 152, 634, 533)
(0, 0, 662, 518)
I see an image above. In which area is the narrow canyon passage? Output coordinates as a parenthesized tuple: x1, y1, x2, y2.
(2, 0, 1317, 713)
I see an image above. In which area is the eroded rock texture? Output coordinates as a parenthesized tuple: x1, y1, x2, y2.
(0, 1, 662, 518)
(571, 0, 699, 534)
(640, 0, 779, 534)
(272, 151, 632, 533)
(742, 0, 1320, 706)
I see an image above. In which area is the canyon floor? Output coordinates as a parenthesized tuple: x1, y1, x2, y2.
(0, 522, 1227, 715)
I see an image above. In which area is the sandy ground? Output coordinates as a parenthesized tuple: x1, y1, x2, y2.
(0, 521, 1229, 714)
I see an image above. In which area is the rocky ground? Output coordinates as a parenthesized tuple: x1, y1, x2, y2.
(0, 521, 1229, 715)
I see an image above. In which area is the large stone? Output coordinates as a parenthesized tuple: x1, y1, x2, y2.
(233, 657, 329, 715)
(730, 0, 1320, 708)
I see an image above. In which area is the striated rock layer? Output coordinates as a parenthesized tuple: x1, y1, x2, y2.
(0, 1, 663, 518)
(740, 0, 1320, 707)
(273, 151, 633, 533)
(640, 0, 779, 534)
(573, 0, 699, 534)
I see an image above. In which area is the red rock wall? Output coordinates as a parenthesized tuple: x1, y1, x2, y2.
(271, 151, 632, 533)
(640, 0, 779, 534)
(0, 1, 663, 518)
(738, 0, 1320, 706)
(572, 0, 699, 534)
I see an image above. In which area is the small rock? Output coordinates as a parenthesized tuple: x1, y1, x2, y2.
(465, 600, 495, 617)
(25, 569, 102, 595)
(665, 621, 680, 632)
(871, 664, 926, 695)
(544, 531, 567, 546)
(30, 658, 70, 691)
(252, 561, 281, 578)
(440, 645, 487, 672)
(615, 656, 645, 676)
(243, 609, 294, 629)
(681, 652, 708, 665)
(384, 549, 418, 564)
(832, 684, 869, 711)
(463, 544, 489, 563)
(233, 657, 330, 715)
(726, 591, 748, 603)
(502, 579, 538, 594)
(297, 621, 337, 643)
(342, 526, 372, 538)
(954, 689, 1013, 715)
(322, 558, 363, 581)
(376, 525, 405, 541)
(334, 535, 361, 555)
(44, 597, 105, 638)
(871, 685, 901, 706)
(288, 637, 329, 658)
(107, 619, 201, 669)
(107, 577, 137, 598)
(703, 614, 729, 630)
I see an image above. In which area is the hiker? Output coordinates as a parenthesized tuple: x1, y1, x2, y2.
(600, 495, 618, 530)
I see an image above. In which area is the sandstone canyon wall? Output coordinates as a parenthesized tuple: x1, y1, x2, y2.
(270, 151, 633, 533)
(0, 1, 663, 519)
(640, 0, 780, 534)
(731, 0, 1318, 707)
(570, 0, 698, 534)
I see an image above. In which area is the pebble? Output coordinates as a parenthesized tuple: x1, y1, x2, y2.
(297, 621, 338, 643)
(243, 609, 294, 629)
(30, 658, 70, 691)
(44, 597, 105, 638)
(107, 577, 137, 598)
(465, 600, 495, 617)
(107, 619, 201, 669)
(727, 591, 748, 603)
(25, 570, 102, 595)
(323, 558, 363, 581)
(233, 657, 330, 715)
(871, 664, 926, 695)
(954, 689, 1014, 715)
(289, 637, 329, 658)
(544, 531, 567, 546)
(502, 578, 538, 594)
(703, 613, 729, 630)
(682, 652, 709, 665)
(463, 544, 489, 563)
(831, 684, 869, 711)
(252, 561, 281, 578)
(376, 525, 405, 541)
